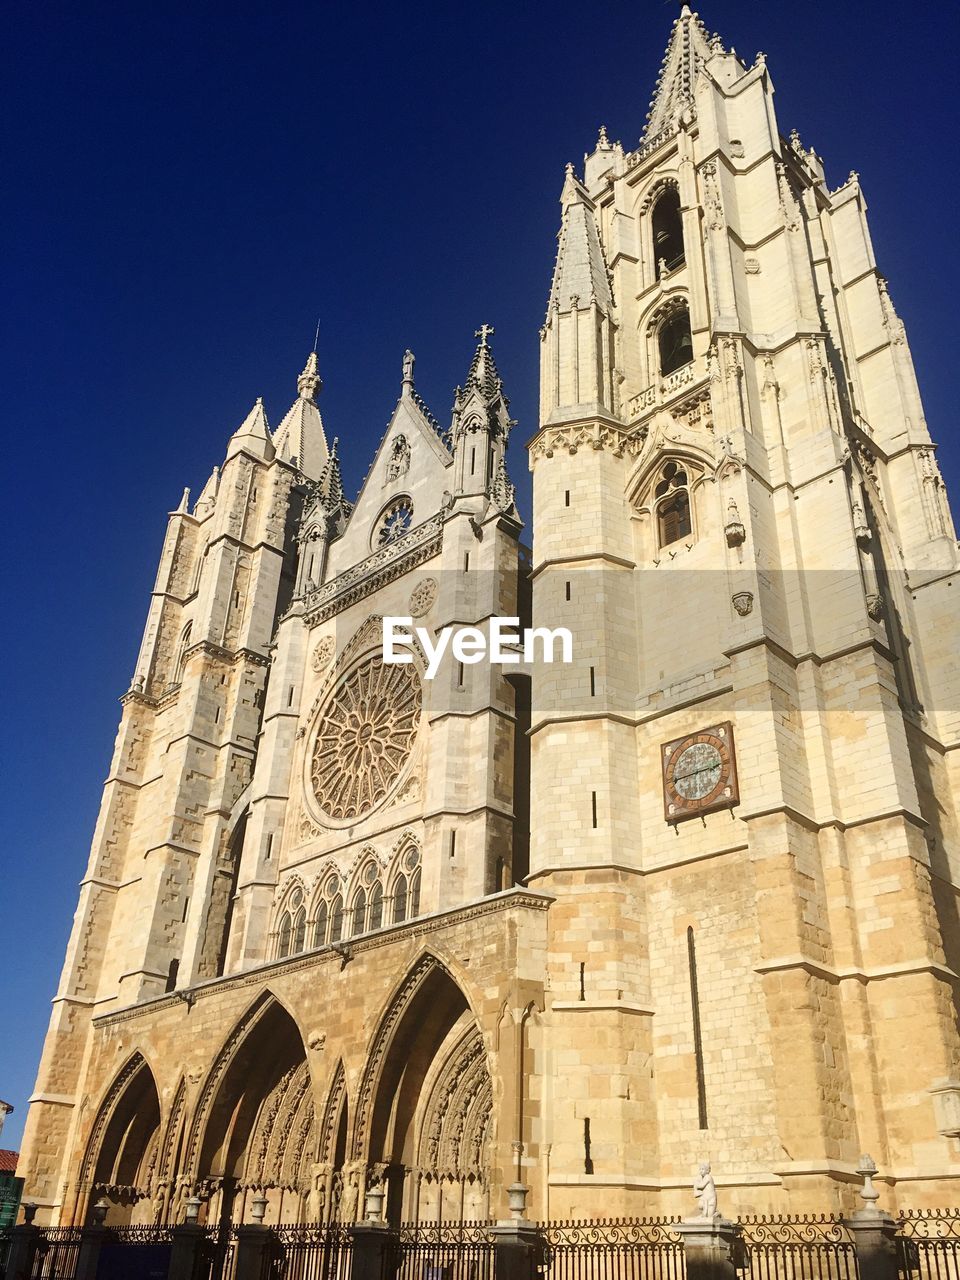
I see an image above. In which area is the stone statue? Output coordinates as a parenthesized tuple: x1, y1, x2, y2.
(693, 1162, 718, 1218)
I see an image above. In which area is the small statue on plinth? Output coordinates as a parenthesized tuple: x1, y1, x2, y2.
(693, 1162, 718, 1219)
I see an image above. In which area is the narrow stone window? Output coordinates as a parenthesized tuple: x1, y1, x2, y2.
(565, 581, 571, 602)
(313, 899, 328, 947)
(394, 874, 408, 924)
(277, 912, 292, 958)
(265, 833, 274, 861)
(410, 867, 422, 917)
(464, 551, 470, 572)
(330, 893, 344, 942)
(591, 791, 598, 828)
(579, 962, 586, 1001)
(656, 462, 692, 547)
(450, 829, 457, 859)
(352, 887, 367, 937)
(565, 489, 570, 507)
(688, 926, 708, 1129)
(369, 881, 384, 931)
(287, 685, 295, 707)
(589, 666, 596, 696)
(583, 1118, 594, 1174)
(658, 305, 693, 376)
(181, 896, 190, 924)
(165, 959, 180, 993)
(652, 186, 684, 277)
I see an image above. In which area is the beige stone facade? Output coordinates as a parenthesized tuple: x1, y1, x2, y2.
(16, 5, 960, 1229)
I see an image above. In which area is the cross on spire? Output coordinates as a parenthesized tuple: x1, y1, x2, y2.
(475, 324, 495, 346)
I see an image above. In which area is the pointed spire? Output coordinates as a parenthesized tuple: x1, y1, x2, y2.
(465, 324, 503, 402)
(175, 487, 191, 513)
(548, 174, 613, 314)
(643, 6, 719, 140)
(318, 437, 346, 508)
(297, 350, 322, 402)
(274, 351, 330, 480)
(226, 397, 275, 462)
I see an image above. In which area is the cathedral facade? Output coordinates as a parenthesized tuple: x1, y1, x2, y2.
(18, 7, 960, 1226)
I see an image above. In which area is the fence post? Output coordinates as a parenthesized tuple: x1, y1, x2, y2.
(675, 1218, 742, 1280)
(843, 1153, 900, 1280)
(234, 1225, 275, 1280)
(3, 1224, 43, 1280)
(489, 1224, 542, 1280)
(350, 1224, 398, 1280)
(843, 1214, 899, 1280)
(74, 1224, 107, 1280)
(167, 1224, 208, 1280)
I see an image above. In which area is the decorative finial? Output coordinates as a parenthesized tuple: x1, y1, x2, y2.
(330, 436, 339, 459)
(176, 487, 191, 513)
(402, 349, 415, 393)
(475, 323, 495, 346)
(597, 124, 609, 148)
(297, 351, 322, 402)
(565, 161, 574, 177)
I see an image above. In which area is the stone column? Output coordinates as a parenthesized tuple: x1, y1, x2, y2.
(675, 1219, 742, 1280)
(489, 1183, 543, 1280)
(167, 1224, 208, 1280)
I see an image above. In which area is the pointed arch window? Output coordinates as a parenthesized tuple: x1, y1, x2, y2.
(330, 894, 344, 942)
(394, 874, 409, 924)
(391, 843, 422, 924)
(277, 913, 293, 959)
(652, 187, 684, 277)
(351, 887, 367, 937)
(658, 305, 693, 376)
(175, 623, 193, 684)
(655, 462, 693, 547)
(313, 899, 328, 949)
(369, 881, 384, 931)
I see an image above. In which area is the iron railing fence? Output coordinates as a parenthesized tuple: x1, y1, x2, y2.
(29, 1226, 82, 1280)
(897, 1209, 960, 1280)
(737, 1215, 859, 1280)
(538, 1218, 684, 1280)
(201, 1224, 238, 1280)
(271, 1222, 353, 1280)
(397, 1221, 496, 1280)
(0, 1233, 10, 1276)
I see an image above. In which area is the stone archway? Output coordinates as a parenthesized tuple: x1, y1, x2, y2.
(191, 996, 318, 1226)
(81, 1053, 162, 1226)
(356, 958, 493, 1224)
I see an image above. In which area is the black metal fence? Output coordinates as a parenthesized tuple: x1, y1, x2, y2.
(29, 1226, 81, 1279)
(737, 1216, 858, 1280)
(897, 1209, 960, 1280)
(539, 1219, 683, 1280)
(7, 1209, 960, 1280)
(397, 1222, 496, 1280)
(272, 1223, 353, 1280)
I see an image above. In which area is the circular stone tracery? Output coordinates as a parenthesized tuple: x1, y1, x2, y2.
(310, 655, 421, 823)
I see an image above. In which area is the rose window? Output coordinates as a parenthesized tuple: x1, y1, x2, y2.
(376, 498, 414, 546)
(310, 655, 421, 822)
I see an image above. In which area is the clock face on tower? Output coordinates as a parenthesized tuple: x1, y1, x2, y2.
(661, 722, 739, 822)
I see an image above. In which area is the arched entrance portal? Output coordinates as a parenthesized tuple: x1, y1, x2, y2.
(361, 961, 493, 1224)
(194, 998, 318, 1225)
(82, 1054, 162, 1225)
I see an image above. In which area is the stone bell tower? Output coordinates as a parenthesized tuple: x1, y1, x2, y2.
(527, 6, 960, 1216)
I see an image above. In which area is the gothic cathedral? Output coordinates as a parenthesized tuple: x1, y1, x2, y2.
(18, 7, 960, 1226)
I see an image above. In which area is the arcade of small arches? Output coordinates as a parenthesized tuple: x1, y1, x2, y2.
(77, 960, 494, 1228)
(274, 844, 423, 961)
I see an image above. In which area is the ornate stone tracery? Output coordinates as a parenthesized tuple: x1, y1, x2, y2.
(309, 655, 422, 824)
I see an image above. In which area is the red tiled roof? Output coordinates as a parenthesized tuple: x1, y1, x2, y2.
(0, 1151, 18, 1173)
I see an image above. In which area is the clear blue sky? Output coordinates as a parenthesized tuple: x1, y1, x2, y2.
(2, 1, 957, 1152)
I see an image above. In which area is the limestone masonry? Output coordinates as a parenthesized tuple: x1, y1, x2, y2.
(17, 6, 960, 1226)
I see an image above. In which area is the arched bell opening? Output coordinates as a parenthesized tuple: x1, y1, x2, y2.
(196, 1000, 317, 1227)
(364, 962, 492, 1225)
(85, 1055, 162, 1226)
